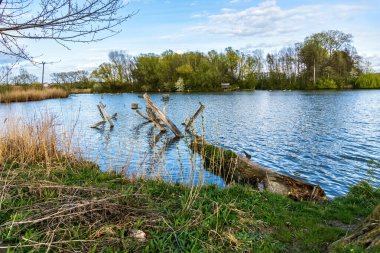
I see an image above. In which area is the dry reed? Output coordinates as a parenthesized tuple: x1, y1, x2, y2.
(0, 115, 80, 172)
(0, 88, 68, 103)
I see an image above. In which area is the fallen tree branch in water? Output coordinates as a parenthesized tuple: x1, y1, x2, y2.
(191, 135, 327, 202)
(99, 102, 114, 128)
(135, 109, 152, 122)
(91, 102, 115, 129)
(143, 93, 183, 138)
(181, 115, 189, 126)
(91, 120, 106, 129)
(185, 102, 205, 131)
(146, 107, 166, 132)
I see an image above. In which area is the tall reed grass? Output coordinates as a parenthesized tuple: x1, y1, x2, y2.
(0, 88, 68, 103)
(0, 115, 81, 173)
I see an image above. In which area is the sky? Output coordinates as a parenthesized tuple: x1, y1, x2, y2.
(2, 0, 380, 81)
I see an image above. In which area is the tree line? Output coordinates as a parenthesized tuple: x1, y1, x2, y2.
(87, 30, 376, 91)
(2, 30, 379, 91)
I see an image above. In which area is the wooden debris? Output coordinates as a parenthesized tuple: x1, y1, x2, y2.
(191, 136, 327, 202)
(143, 93, 183, 138)
(162, 99, 169, 115)
(92, 102, 115, 129)
(185, 102, 205, 131)
(97, 105, 106, 121)
(151, 131, 165, 147)
(181, 115, 189, 125)
(131, 103, 139, 109)
(135, 109, 152, 122)
(99, 102, 114, 128)
(91, 120, 106, 129)
(162, 94, 170, 101)
(146, 107, 166, 132)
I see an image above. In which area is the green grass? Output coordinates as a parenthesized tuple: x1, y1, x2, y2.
(1, 162, 379, 252)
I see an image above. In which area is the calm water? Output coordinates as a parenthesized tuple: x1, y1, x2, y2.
(1, 90, 379, 197)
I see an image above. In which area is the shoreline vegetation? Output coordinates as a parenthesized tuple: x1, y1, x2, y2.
(0, 116, 379, 252)
(0, 87, 68, 103)
(1, 80, 379, 104)
(1, 30, 380, 102)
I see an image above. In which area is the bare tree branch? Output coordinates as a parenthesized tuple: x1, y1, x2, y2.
(0, 0, 136, 60)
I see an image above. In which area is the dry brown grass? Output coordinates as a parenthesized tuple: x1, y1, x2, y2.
(0, 115, 80, 172)
(0, 88, 68, 103)
(70, 88, 92, 94)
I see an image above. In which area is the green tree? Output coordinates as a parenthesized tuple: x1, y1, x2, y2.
(132, 54, 161, 90)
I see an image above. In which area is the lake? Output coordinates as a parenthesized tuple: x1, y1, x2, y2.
(1, 90, 379, 197)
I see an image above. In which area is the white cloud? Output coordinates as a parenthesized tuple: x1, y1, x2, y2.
(191, 10, 210, 19)
(189, 0, 368, 37)
(221, 8, 235, 13)
(361, 53, 380, 72)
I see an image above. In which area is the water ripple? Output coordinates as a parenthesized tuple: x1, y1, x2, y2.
(1, 90, 379, 197)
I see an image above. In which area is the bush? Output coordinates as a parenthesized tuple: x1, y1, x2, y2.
(355, 73, 380, 88)
(317, 78, 338, 89)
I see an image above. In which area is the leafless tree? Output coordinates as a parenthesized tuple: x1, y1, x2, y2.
(0, 0, 135, 60)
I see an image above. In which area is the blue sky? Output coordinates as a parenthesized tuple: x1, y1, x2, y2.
(6, 0, 380, 80)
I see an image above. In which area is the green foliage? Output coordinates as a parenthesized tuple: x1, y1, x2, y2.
(93, 83, 104, 92)
(317, 78, 338, 89)
(355, 73, 380, 89)
(88, 48, 258, 92)
(175, 77, 185, 92)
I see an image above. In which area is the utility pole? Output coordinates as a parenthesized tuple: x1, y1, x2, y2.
(313, 58, 316, 86)
(41, 61, 46, 85)
(6, 66, 9, 85)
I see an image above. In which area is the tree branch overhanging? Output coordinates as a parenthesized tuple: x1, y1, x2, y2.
(0, 0, 136, 60)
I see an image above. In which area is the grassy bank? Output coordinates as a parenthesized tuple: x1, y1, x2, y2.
(0, 87, 68, 103)
(1, 118, 379, 252)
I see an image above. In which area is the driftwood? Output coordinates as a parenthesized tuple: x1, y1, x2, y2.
(191, 136, 327, 202)
(163, 99, 168, 115)
(131, 103, 139, 109)
(151, 131, 165, 147)
(99, 102, 114, 128)
(146, 107, 166, 132)
(185, 102, 205, 131)
(181, 115, 189, 125)
(143, 93, 183, 138)
(135, 109, 152, 122)
(330, 203, 380, 250)
(91, 120, 106, 129)
(162, 94, 170, 101)
(92, 102, 115, 129)
(97, 105, 105, 121)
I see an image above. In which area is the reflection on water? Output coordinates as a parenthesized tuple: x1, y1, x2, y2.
(1, 90, 379, 197)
